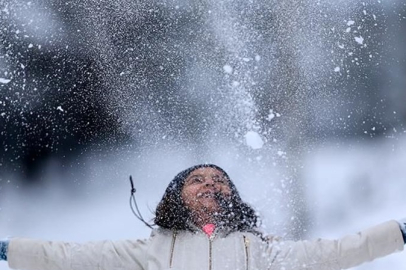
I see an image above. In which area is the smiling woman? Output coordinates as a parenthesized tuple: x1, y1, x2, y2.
(1, 164, 406, 270)
(154, 164, 259, 234)
(181, 167, 232, 226)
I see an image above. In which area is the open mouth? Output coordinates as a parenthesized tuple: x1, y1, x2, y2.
(197, 191, 216, 198)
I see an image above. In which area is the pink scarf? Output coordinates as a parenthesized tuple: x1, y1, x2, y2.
(202, 224, 216, 237)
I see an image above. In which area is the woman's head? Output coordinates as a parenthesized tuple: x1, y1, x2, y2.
(181, 166, 231, 214)
(154, 164, 259, 232)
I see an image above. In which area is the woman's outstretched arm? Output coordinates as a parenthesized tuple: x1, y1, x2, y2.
(265, 220, 405, 270)
(1, 238, 149, 270)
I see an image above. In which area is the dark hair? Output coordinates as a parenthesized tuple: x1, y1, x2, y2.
(154, 164, 260, 233)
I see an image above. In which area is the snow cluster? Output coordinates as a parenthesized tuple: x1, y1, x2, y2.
(244, 131, 264, 150)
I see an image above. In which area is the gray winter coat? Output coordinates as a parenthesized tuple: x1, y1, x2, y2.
(7, 220, 404, 270)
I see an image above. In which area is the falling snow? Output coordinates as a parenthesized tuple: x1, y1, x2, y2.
(223, 65, 233, 74)
(0, 1, 405, 269)
(244, 131, 264, 150)
(0, 78, 11, 84)
(355, 36, 364, 45)
(347, 20, 355, 26)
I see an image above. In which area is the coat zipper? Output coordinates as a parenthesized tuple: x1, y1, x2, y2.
(208, 233, 215, 270)
(243, 235, 250, 270)
(169, 231, 249, 270)
(169, 230, 177, 268)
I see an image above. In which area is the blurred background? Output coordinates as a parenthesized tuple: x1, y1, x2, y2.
(0, 0, 405, 269)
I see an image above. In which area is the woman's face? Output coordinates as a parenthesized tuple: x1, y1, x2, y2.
(181, 167, 232, 214)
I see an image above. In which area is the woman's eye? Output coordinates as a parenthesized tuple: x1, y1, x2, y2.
(191, 177, 203, 183)
(213, 176, 226, 183)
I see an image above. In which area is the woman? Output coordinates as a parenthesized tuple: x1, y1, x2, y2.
(1, 164, 405, 270)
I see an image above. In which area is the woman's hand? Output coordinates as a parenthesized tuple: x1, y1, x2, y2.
(0, 240, 9, 261)
(398, 219, 406, 244)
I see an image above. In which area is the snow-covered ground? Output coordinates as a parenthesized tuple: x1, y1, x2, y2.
(0, 133, 405, 269)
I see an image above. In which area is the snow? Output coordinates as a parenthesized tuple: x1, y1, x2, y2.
(347, 20, 355, 26)
(266, 111, 275, 121)
(232, 81, 240, 87)
(0, 0, 405, 269)
(223, 65, 233, 74)
(277, 150, 285, 157)
(0, 78, 11, 84)
(244, 131, 264, 149)
(355, 36, 364, 45)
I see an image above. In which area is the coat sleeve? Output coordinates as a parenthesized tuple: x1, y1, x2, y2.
(265, 220, 404, 270)
(7, 238, 149, 270)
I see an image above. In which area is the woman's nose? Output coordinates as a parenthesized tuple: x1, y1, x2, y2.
(205, 178, 215, 186)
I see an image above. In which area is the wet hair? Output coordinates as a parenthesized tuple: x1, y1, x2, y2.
(154, 164, 260, 233)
